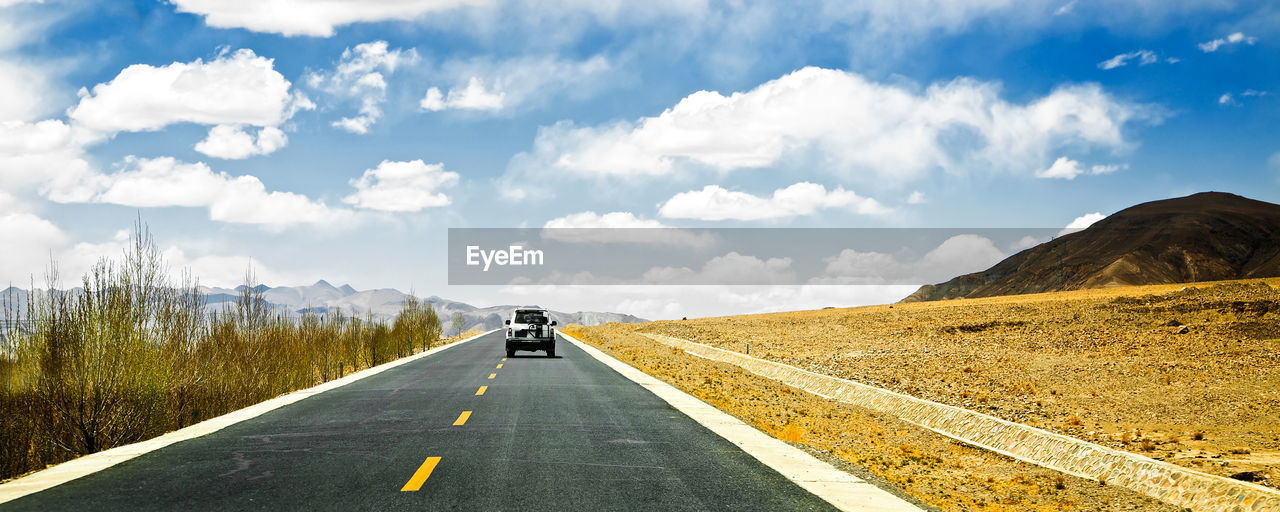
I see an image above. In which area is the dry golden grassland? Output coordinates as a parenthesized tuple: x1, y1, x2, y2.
(443, 329, 487, 344)
(621, 278, 1280, 493)
(565, 325, 1179, 511)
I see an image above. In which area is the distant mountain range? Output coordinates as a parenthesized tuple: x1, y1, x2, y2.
(2, 280, 646, 331)
(201, 280, 647, 330)
(903, 192, 1280, 302)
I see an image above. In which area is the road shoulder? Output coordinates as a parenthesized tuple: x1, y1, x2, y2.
(558, 331, 922, 512)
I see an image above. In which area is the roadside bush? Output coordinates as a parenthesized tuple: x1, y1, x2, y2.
(0, 225, 441, 481)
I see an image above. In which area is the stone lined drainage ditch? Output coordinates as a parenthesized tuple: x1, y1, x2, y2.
(640, 333, 1280, 512)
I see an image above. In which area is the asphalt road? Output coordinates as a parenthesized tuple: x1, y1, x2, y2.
(4, 331, 837, 511)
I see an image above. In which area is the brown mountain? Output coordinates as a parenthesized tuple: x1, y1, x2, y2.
(901, 192, 1280, 302)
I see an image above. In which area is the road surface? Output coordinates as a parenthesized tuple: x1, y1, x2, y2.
(3, 331, 840, 511)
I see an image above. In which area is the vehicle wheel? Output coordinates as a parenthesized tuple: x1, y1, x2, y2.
(546, 346, 555, 358)
(506, 348, 515, 358)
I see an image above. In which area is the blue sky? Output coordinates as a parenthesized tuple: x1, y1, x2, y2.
(1, 0, 1277, 319)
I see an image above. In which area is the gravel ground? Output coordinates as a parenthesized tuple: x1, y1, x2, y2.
(629, 278, 1280, 491)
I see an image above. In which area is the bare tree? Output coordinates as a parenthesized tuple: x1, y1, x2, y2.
(21, 224, 175, 455)
(451, 313, 465, 336)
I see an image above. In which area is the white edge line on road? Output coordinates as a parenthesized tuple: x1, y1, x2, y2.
(558, 332, 922, 512)
(0, 329, 497, 505)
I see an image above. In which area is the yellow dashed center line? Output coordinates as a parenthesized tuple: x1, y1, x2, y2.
(475, 386, 487, 396)
(488, 373, 496, 379)
(501, 358, 507, 361)
(496, 363, 503, 369)
(400, 456, 441, 492)
(453, 411, 472, 426)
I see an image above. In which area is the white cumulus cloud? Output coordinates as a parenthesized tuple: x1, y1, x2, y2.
(506, 67, 1156, 189)
(308, 41, 418, 134)
(0, 216, 305, 290)
(68, 49, 299, 135)
(194, 125, 288, 159)
(0, 119, 76, 160)
(0, 120, 96, 201)
(1198, 32, 1257, 52)
(658, 182, 888, 221)
(57, 156, 352, 229)
(343, 159, 458, 212)
(1059, 212, 1105, 236)
(0, 210, 68, 285)
(1036, 156, 1084, 179)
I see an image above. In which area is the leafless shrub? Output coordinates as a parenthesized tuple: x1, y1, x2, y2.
(0, 223, 441, 480)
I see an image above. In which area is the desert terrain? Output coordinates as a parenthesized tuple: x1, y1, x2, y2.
(568, 278, 1279, 509)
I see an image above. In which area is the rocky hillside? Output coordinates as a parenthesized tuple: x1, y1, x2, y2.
(903, 192, 1280, 301)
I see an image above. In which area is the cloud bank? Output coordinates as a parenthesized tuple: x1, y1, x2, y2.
(55, 156, 353, 229)
(505, 67, 1158, 195)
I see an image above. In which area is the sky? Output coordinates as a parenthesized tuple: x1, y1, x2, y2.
(0, 0, 1277, 320)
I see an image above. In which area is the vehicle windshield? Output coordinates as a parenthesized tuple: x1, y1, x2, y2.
(515, 311, 548, 324)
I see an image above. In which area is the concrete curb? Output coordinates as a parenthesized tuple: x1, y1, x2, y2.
(559, 331, 922, 512)
(639, 333, 1280, 512)
(0, 329, 496, 505)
